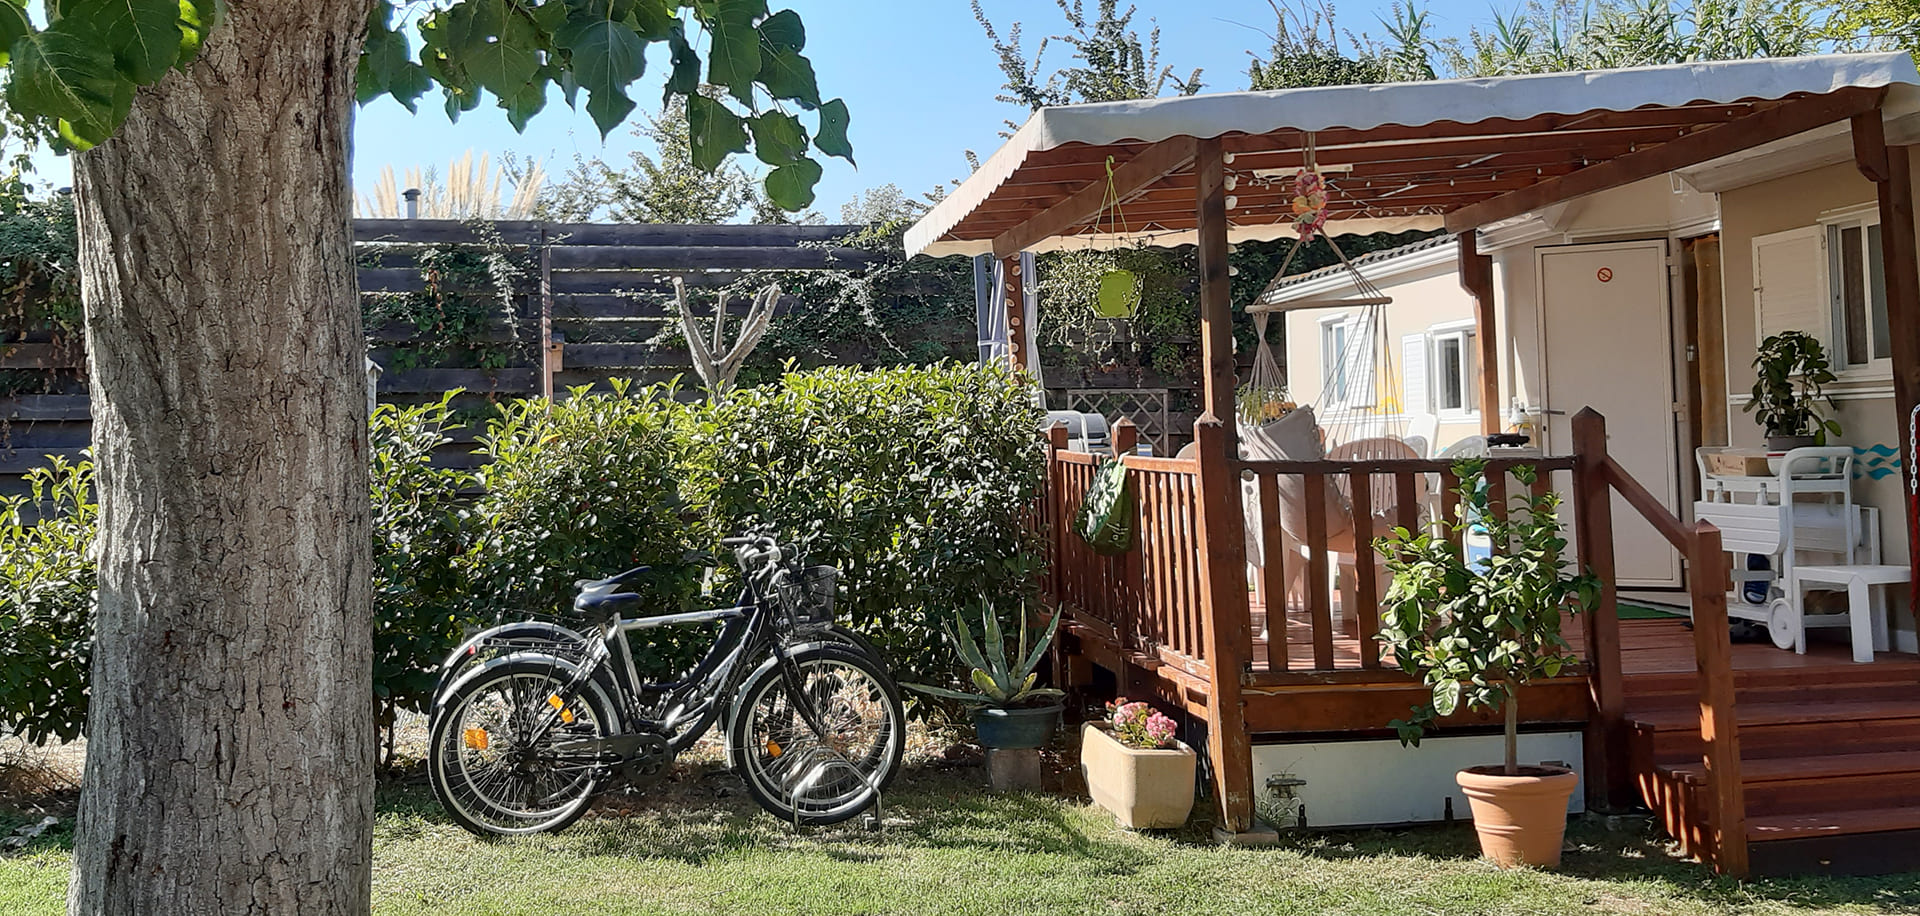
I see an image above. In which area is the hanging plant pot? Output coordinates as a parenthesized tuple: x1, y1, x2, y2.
(1093, 269, 1140, 319)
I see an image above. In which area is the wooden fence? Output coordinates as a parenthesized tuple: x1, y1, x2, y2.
(1, 220, 880, 501)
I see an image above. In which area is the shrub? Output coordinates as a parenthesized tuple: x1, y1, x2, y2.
(0, 364, 1046, 742)
(694, 363, 1046, 680)
(370, 394, 482, 752)
(0, 456, 96, 744)
(468, 380, 711, 674)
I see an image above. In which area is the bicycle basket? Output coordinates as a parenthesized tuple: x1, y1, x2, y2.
(777, 565, 839, 633)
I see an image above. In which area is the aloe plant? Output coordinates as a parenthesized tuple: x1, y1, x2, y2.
(905, 602, 1064, 708)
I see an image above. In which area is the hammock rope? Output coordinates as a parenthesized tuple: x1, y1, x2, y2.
(1239, 132, 1406, 446)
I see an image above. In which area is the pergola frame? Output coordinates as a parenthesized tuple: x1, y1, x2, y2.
(914, 56, 1920, 854)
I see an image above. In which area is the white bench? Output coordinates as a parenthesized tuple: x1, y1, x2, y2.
(1780, 564, 1906, 663)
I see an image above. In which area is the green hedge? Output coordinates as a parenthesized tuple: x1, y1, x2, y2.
(1, 364, 1045, 745)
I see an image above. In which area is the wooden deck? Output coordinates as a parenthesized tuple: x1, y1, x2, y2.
(1045, 414, 1920, 874)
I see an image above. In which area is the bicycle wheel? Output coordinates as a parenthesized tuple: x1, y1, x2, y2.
(429, 655, 616, 837)
(431, 621, 587, 711)
(728, 642, 904, 826)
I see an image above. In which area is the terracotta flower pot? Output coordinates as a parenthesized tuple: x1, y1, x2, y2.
(1455, 764, 1579, 868)
(1080, 723, 1196, 829)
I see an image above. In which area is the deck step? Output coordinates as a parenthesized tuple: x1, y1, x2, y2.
(1660, 750, 1920, 786)
(1748, 805, 1920, 841)
(1627, 699, 1920, 732)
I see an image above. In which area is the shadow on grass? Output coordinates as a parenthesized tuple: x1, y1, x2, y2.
(379, 759, 1161, 877)
(1223, 810, 1920, 914)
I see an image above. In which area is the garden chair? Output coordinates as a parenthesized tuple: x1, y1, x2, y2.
(1327, 437, 1427, 635)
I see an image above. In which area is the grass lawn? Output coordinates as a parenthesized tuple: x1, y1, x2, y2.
(5, 759, 1918, 916)
(3, 756, 1920, 916)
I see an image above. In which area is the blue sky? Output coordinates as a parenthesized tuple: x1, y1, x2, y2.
(34, 0, 1452, 216)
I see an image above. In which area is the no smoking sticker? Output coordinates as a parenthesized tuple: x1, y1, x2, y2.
(1596, 267, 1614, 282)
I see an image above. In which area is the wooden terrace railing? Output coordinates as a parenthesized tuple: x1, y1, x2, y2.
(1045, 421, 1214, 713)
(1043, 408, 1743, 872)
(1235, 454, 1577, 681)
(1571, 408, 1747, 877)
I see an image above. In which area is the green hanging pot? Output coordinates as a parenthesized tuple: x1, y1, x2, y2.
(1093, 269, 1140, 318)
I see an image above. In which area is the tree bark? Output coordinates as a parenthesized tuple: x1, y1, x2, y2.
(67, 4, 372, 915)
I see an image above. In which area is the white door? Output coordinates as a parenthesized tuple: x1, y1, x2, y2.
(1538, 241, 1684, 588)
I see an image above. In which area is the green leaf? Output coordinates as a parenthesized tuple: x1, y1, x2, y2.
(763, 157, 821, 211)
(358, 21, 430, 111)
(704, 10, 760, 106)
(686, 93, 748, 173)
(1431, 678, 1461, 717)
(662, 22, 700, 104)
(556, 15, 648, 137)
(627, 0, 674, 40)
(980, 605, 1008, 683)
(9, 24, 130, 149)
(758, 8, 804, 52)
(461, 9, 539, 98)
(582, 86, 635, 138)
(813, 97, 852, 164)
(0, 4, 28, 67)
(62, 0, 185, 84)
(502, 77, 547, 132)
(1019, 606, 1061, 678)
(175, 0, 222, 69)
(900, 682, 990, 706)
(747, 111, 806, 166)
(969, 667, 1007, 702)
(756, 46, 818, 108)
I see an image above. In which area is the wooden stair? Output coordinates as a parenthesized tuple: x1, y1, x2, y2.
(1624, 661, 1920, 876)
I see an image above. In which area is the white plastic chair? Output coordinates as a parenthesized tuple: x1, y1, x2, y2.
(1327, 437, 1428, 635)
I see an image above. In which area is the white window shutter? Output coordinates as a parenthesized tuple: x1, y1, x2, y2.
(1752, 226, 1827, 346)
(1401, 333, 1429, 415)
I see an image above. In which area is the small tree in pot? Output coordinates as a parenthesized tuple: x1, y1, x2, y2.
(1747, 330, 1842, 450)
(1375, 461, 1599, 868)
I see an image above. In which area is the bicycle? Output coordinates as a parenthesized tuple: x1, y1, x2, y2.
(426, 535, 905, 837)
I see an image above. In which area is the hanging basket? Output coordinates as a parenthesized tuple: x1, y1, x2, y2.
(1094, 269, 1140, 319)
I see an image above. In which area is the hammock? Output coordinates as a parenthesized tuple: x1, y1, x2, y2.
(1240, 133, 1406, 448)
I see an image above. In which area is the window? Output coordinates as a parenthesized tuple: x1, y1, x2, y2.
(1434, 333, 1469, 412)
(1321, 317, 1351, 404)
(1417, 324, 1476, 416)
(1826, 218, 1890, 371)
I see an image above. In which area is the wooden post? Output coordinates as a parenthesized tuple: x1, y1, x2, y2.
(1001, 253, 1028, 372)
(1686, 520, 1748, 878)
(1194, 138, 1238, 452)
(539, 224, 556, 403)
(1853, 113, 1920, 614)
(1046, 422, 1070, 606)
(1571, 408, 1630, 811)
(1191, 420, 1255, 836)
(1457, 229, 1500, 436)
(1112, 418, 1143, 657)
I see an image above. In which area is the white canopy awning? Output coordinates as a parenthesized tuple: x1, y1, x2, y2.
(907, 53, 1920, 259)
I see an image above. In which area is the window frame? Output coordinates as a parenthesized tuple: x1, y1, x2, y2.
(1819, 205, 1892, 380)
(1427, 320, 1478, 420)
(1320, 313, 1353, 407)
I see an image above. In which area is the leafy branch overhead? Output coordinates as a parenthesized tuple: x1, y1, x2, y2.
(3, 0, 850, 211)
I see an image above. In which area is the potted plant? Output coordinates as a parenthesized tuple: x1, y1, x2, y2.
(1081, 698, 1196, 828)
(1375, 461, 1599, 868)
(905, 601, 1065, 751)
(1747, 330, 1842, 450)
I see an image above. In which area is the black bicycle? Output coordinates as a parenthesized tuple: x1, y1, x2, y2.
(426, 536, 905, 837)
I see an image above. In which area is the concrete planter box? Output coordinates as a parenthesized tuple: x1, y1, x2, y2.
(1080, 723, 1196, 829)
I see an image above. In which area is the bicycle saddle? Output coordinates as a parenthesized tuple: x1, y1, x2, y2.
(573, 565, 649, 616)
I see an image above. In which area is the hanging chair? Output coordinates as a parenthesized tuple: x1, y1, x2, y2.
(1240, 132, 1406, 449)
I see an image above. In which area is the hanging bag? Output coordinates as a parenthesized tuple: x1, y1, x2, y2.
(1075, 456, 1135, 555)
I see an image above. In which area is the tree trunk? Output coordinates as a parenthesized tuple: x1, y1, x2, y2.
(67, 4, 372, 915)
